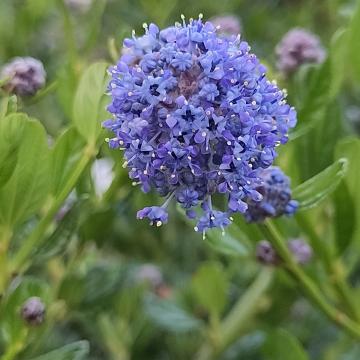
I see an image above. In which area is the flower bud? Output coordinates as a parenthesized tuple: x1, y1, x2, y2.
(275, 28, 326, 75)
(256, 240, 280, 265)
(245, 167, 298, 223)
(21, 297, 46, 326)
(288, 238, 312, 264)
(1, 57, 46, 96)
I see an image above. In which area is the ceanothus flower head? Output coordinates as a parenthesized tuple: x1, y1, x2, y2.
(245, 166, 298, 222)
(1, 57, 46, 96)
(276, 28, 326, 75)
(104, 15, 297, 235)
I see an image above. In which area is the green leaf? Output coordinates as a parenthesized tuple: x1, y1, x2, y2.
(144, 295, 201, 333)
(29, 341, 89, 360)
(336, 138, 360, 198)
(192, 262, 229, 316)
(329, 29, 349, 99)
(73, 62, 108, 145)
(349, 1, 360, 81)
(335, 138, 360, 247)
(0, 116, 50, 226)
(262, 329, 309, 360)
(1, 277, 50, 346)
(33, 198, 86, 263)
(293, 158, 348, 210)
(333, 181, 356, 254)
(291, 60, 331, 140)
(0, 113, 26, 188)
(49, 127, 85, 197)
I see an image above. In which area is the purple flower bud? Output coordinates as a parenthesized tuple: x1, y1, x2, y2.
(21, 297, 46, 326)
(245, 167, 298, 223)
(105, 16, 297, 234)
(275, 28, 326, 75)
(209, 15, 242, 36)
(288, 238, 312, 264)
(256, 240, 280, 265)
(1, 57, 46, 96)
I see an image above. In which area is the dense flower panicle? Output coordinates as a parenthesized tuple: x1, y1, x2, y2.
(209, 15, 242, 36)
(0, 57, 46, 96)
(245, 166, 298, 222)
(104, 16, 297, 234)
(21, 297, 46, 326)
(276, 28, 326, 75)
(288, 238, 312, 264)
(256, 240, 279, 265)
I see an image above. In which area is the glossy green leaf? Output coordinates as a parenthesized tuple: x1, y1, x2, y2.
(293, 158, 348, 210)
(29, 341, 89, 360)
(144, 295, 201, 333)
(49, 127, 85, 197)
(0, 116, 50, 226)
(192, 262, 229, 316)
(0, 113, 26, 188)
(262, 329, 309, 360)
(73, 62, 108, 145)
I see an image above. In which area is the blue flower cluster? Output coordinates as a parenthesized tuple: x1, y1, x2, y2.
(245, 166, 298, 222)
(104, 16, 297, 235)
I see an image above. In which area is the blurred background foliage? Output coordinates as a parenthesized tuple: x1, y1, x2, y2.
(0, 0, 360, 359)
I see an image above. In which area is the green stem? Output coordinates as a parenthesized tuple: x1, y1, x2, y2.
(0, 227, 12, 295)
(0, 329, 27, 360)
(196, 268, 273, 360)
(11, 145, 95, 274)
(259, 220, 360, 339)
(296, 213, 360, 321)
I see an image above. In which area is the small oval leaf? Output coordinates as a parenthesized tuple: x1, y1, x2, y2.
(73, 62, 109, 145)
(262, 329, 309, 360)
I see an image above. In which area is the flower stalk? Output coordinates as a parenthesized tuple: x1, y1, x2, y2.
(196, 268, 273, 360)
(259, 219, 360, 339)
